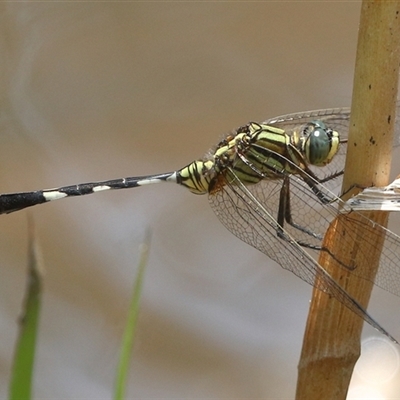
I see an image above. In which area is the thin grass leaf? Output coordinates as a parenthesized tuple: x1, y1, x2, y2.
(9, 217, 44, 400)
(114, 232, 151, 400)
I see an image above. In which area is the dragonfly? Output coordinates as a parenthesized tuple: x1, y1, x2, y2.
(1, 107, 400, 342)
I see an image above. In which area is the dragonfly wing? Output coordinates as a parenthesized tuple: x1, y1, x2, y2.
(232, 146, 400, 295)
(264, 108, 351, 140)
(208, 170, 396, 341)
(241, 155, 400, 299)
(235, 138, 400, 298)
(280, 168, 400, 299)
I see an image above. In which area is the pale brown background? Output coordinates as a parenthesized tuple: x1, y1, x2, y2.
(1, 2, 400, 399)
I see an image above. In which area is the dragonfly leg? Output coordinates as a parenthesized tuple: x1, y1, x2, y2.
(318, 169, 344, 184)
(301, 168, 344, 204)
(276, 176, 357, 272)
(277, 176, 323, 241)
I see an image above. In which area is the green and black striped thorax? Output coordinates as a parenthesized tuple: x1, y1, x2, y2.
(177, 120, 340, 195)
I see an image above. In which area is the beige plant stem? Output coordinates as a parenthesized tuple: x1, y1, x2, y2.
(296, 2, 400, 399)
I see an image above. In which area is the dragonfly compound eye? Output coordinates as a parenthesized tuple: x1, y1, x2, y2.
(303, 121, 340, 166)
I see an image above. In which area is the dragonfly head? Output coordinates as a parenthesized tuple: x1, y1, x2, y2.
(301, 120, 340, 166)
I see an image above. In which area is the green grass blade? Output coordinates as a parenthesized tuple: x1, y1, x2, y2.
(114, 232, 151, 400)
(9, 218, 43, 400)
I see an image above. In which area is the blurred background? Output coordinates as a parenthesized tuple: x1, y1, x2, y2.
(1, 3, 400, 398)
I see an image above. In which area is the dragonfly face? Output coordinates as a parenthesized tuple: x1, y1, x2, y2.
(296, 121, 340, 166)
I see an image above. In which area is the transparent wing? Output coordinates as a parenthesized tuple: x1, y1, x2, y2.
(231, 140, 400, 297)
(208, 169, 397, 341)
(263, 108, 351, 137)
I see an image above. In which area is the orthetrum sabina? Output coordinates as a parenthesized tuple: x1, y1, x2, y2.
(1, 108, 399, 342)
